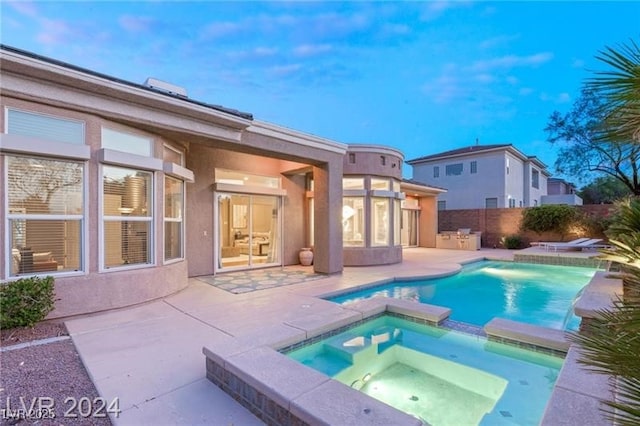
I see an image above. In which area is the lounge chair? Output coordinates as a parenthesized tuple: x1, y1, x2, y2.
(546, 238, 604, 252)
(536, 237, 590, 249)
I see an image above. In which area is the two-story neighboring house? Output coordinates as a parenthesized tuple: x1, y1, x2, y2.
(407, 144, 550, 210)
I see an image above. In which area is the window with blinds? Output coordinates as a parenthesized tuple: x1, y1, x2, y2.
(7, 109, 85, 144)
(164, 176, 184, 261)
(102, 165, 153, 269)
(7, 155, 84, 276)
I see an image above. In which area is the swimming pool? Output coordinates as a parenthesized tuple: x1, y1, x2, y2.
(287, 314, 563, 425)
(328, 260, 598, 330)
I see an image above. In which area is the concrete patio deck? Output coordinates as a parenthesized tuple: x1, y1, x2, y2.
(63, 247, 608, 425)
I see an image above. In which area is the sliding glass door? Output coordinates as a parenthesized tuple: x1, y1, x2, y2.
(216, 193, 281, 271)
(401, 209, 419, 247)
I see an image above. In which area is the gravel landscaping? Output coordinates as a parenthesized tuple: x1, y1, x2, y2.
(0, 322, 112, 426)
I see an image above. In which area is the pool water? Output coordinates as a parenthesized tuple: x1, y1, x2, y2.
(329, 260, 598, 330)
(287, 315, 563, 426)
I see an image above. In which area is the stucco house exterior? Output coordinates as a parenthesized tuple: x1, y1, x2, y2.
(542, 177, 583, 205)
(0, 45, 443, 318)
(407, 144, 550, 210)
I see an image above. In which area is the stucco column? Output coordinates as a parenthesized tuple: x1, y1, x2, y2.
(313, 159, 343, 274)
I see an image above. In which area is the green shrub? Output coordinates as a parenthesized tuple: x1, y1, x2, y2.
(0, 276, 55, 328)
(501, 235, 524, 249)
(520, 205, 579, 235)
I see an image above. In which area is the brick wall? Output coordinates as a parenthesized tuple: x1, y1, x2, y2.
(438, 204, 616, 248)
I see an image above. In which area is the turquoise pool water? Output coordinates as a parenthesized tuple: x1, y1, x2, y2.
(329, 260, 598, 330)
(287, 315, 563, 425)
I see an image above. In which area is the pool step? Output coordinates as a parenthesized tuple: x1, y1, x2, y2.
(323, 326, 403, 363)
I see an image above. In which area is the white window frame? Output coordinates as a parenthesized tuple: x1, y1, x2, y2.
(371, 197, 390, 247)
(99, 164, 155, 272)
(163, 143, 185, 166)
(4, 155, 87, 279)
(470, 161, 477, 174)
(163, 175, 185, 264)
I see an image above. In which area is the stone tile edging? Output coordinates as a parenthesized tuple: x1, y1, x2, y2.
(202, 344, 422, 426)
(483, 317, 570, 354)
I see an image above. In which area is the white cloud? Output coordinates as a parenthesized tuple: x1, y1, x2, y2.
(471, 52, 554, 71)
(506, 76, 519, 85)
(420, 1, 472, 21)
(268, 63, 303, 78)
(475, 73, 495, 83)
(36, 18, 72, 46)
(519, 87, 534, 96)
(382, 23, 411, 36)
(7, 1, 39, 18)
(119, 15, 154, 33)
(201, 21, 241, 39)
(539, 92, 569, 103)
(479, 34, 520, 50)
(293, 44, 332, 57)
(572, 58, 585, 68)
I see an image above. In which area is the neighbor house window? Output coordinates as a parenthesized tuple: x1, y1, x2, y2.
(343, 197, 364, 246)
(470, 161, 477, 174)
(7, 109, 84, 144)
(102, 165, 153, 268)
(445, 163, 463, 176)
(102, 128, 153, 157)
(164, 176, 184, 261)
(7, 155, 84, 276)
(485, 198, 498, 209)
(433, 166, 439, 178)
(371, 197, 390, 246)
(437, 200, 446, 211)
(509, 198, 516, 208)
(532, 169, 540, 189)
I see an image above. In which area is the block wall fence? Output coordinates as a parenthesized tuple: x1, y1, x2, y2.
(438, 204, 616, 248)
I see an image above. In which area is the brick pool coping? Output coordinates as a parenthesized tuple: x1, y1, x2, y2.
(203, 266, 622, 426)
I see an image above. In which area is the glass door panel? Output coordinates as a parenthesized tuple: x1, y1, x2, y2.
(251, 195, 280, 266)
(401, 209, 418, 247)
(217, 193, 281, 271)
(218, 193, 249, 269)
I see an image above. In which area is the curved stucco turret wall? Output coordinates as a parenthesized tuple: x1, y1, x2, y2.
(343, 145, 404, 266)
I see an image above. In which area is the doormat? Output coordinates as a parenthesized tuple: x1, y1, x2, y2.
(196, 268, 325, 294)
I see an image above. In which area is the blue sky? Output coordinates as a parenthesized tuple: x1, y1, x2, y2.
(2, 1, 639, 181)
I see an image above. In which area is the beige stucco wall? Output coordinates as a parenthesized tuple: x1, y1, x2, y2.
(185, 145, 310, 276)
(419, 196, 438, 248)
(343, 145, 404, 179)
(0, 96, 193, 319)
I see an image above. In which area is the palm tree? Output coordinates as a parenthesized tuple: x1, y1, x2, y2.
(571, 197, 640, 424)
(588, 39, 640, 144)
